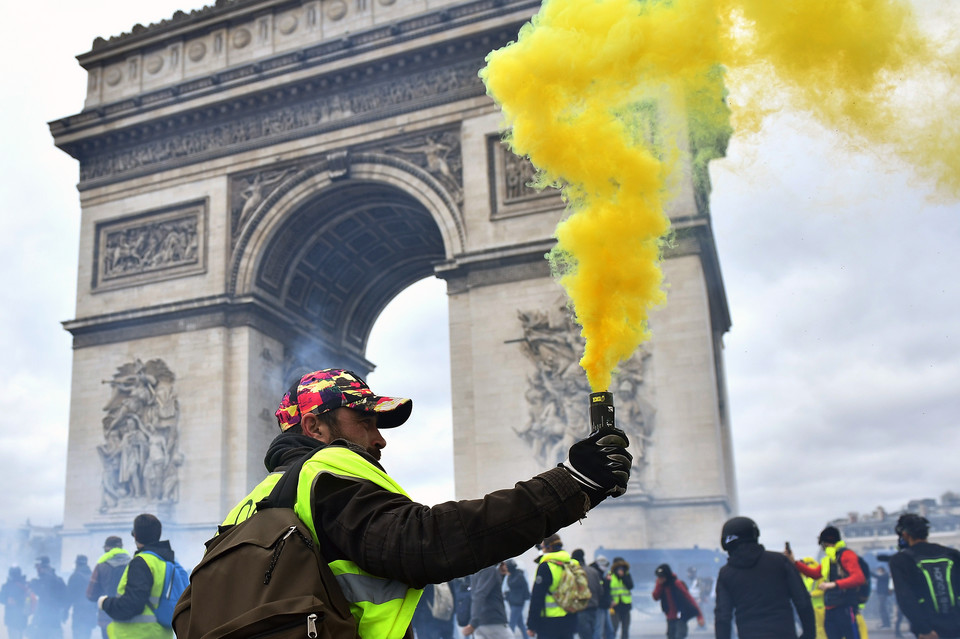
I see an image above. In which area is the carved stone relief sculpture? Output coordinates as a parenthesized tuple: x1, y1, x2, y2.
(230, 167, 300, 244)
(487, 135, 562, 219)
(516, 302, 654, 490)
(503, 152, 541, 202)
(98, 359, 183, 513)
(94, 201, 206, 290)
(386, 131, 464, 205)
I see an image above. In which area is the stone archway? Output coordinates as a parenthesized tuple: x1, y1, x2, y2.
(229, 156, 460, 368)
(52, 0, 736, 567)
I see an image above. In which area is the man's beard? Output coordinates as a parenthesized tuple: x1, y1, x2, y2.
(328, 423, 381, 461)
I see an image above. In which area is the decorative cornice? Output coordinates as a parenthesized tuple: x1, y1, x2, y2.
(62, 294, 334, 353)
(434, 238, 557, 293)
(87, 0, 272, 53)
(82, 0, 527, 59)
(61, 45, 492, 190)
(51, 0, 534, 141)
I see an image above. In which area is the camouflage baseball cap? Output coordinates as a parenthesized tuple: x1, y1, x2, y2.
(275, 369, 412, 431)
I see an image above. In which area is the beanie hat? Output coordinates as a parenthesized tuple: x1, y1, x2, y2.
(133, 513, 162, 545)
(655, 563, 672, 578)
(275, 369, 412, 431)
(818, 525, 842, 544)
(541, 533, 562, 550)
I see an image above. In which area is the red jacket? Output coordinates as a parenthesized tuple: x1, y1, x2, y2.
(794, 549, 865, 609)
(652, 577, 703, 621)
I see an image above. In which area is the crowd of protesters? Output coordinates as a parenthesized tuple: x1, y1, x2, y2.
(0, 526, 154, 639)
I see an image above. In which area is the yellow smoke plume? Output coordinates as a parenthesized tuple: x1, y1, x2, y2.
(480, 0, 956, 392)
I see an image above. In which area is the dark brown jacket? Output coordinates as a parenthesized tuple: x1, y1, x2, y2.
(264, 432, 590, 589)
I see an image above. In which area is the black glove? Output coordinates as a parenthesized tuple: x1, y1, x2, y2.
(560, 428, 632, 507)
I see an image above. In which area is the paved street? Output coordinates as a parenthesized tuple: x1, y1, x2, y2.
(593, 610, 906, 639)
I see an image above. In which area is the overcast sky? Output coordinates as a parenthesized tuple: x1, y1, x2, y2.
(1, 0, 957, 564)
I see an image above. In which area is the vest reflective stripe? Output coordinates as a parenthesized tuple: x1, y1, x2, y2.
(294, 446, 422, 639)
(221, 472, 283, 526)
(540, 551, 572, 617)
(108, 553, 172, 639)
(610, 575, 632, 605)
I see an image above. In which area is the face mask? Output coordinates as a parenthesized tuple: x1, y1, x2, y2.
(897, 535, 909, 550)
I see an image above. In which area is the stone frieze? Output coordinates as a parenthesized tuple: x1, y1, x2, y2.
(78, 57, 484, 185)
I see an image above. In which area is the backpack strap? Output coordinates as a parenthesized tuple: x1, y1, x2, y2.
(257, 448, 321, 511)
(137, 551, 168, 615)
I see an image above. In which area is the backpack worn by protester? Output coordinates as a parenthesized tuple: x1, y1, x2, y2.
(140, 552, 189, 629)
(172, 454, 358, 639)
(900, 547, 960, 633)
(547, 559, 592, 613)
(836, 549, 872, 605)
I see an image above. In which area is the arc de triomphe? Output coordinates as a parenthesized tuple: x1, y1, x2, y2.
(51, 0, 737, 567)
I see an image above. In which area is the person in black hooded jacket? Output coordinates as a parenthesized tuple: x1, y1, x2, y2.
(715, 516, 815, 639)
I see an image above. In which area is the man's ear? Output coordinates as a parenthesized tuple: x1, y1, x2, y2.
(301, 412, 325, 441)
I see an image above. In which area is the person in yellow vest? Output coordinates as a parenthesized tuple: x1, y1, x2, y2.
(527, 534, 578, 639)
(801, 557, 828, 639)
(609, 558, 635, 639)
(96, 514, 174, 639)
(789, 526, 866, 639)
(222, 369, 633, 639)
(86, 536, 130, 639)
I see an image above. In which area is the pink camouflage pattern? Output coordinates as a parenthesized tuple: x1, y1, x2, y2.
(275, 369, 411, 431)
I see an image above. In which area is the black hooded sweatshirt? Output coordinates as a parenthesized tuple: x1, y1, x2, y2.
(715, 541, 815, 639)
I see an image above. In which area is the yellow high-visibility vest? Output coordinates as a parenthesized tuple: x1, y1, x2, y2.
(107, 552, 172, 639)
(610, 574, 632, 605)
(295, 446, 423, 639)
(540, 550, 574, 618)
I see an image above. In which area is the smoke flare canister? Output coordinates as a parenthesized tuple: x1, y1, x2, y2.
(589, 392, 615, 433)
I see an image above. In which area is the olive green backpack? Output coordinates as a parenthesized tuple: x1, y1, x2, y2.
(172, 455, 358, 639)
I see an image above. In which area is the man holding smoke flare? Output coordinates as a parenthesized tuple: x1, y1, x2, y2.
(204, 369, 631, 639)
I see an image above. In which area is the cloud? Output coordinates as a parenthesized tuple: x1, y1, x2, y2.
(712, 110, 960, 556)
